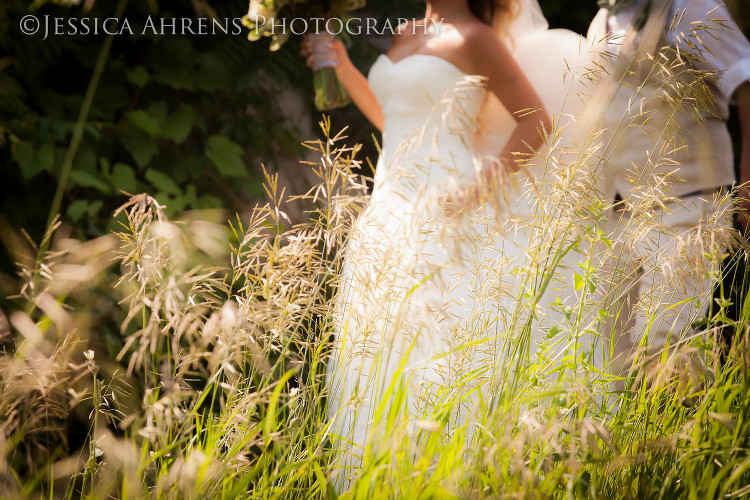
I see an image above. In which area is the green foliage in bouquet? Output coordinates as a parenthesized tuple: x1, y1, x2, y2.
(241, 0, 366, 110)
(241, 0, 365, 50)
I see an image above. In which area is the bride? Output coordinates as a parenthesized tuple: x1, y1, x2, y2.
(302, 0, 587, 489)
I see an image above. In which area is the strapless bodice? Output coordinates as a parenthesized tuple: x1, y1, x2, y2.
(367, 54, 488, 192)
(369, 54, 486, 123)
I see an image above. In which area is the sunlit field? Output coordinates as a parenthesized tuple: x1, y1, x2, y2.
(2, 0, 750, 499)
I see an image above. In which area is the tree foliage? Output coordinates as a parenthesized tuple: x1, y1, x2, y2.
(0, 0, 311, 269)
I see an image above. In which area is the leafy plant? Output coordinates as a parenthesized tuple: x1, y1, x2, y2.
(0, 0, 309, 274)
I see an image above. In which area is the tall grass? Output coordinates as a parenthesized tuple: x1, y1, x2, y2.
(2, 32, 750, 500)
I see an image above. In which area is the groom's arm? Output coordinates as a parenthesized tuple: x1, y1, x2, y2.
(670, 1, 750, 231)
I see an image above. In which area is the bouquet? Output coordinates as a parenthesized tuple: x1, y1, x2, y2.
(242, 0, 366, 111)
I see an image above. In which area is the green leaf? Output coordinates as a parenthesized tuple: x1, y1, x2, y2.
(145, 169, 181, 195)
(169, 194, 188, 214)
(574, 272, 584, 292)
(205, 135, 246, 177)
(147, 101, 168, 125)
(152, 66, 195, 90)
(70, 170, 111, 193)
(12, 141, 35, 177)
(195, 54, 232, 92)
(100, 158, 111, 177)
(66, 200, 89, 221)
(198, 194, 222, 209)
(263, 369, 297, 445)
(247, 177, 266, 198)
(183, 184, 198, 207)
(38, 143, 56, 174)
(118, 126, 158, 169)
(110, 163, 138, 194)
(67, 199, 103, 221)
(126, 110, 161, 137)
(126, 66, 149, 87)
(13, 141, 54, 180)
(547, 325, 563, 339)
(147, 38, 196, 90)
(161, 104, 194, 144)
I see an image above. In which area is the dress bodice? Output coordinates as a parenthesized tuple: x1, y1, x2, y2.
(367, 54, 488, 190)
(369, 54, 485, 123)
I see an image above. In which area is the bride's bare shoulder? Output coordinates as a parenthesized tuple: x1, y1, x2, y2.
(390, 18, 423, 46)
(455, 21, 513, 74)
(459, 20, 502, 45)
(460, 21, 510, 55)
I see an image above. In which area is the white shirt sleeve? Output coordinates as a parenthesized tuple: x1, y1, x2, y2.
(669, 0, 750, 101)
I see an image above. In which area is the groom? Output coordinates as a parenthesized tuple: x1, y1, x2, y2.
(585, 0, 750, 377)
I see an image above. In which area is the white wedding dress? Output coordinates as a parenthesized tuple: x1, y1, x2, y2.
(325, 1, 590, 488)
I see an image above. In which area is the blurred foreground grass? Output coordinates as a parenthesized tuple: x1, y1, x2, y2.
(1, 118, 750, 499)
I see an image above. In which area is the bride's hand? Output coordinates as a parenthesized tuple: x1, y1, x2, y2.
(480, 158, 511, 192)
(440, 187, 477, 216)
(301, 34, 353, 74)
(440, 159, 511, 215)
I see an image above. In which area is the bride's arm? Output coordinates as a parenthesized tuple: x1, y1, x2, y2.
(302, 39, 385, 131)
(467, 26, 552, 172)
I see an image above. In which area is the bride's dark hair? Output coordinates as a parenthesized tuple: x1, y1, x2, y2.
(468, 0, 520, 33)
